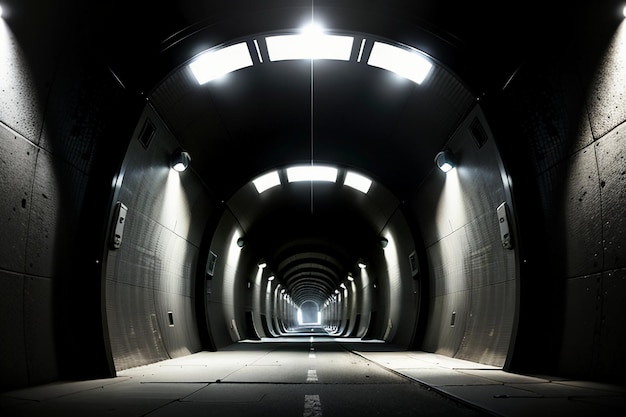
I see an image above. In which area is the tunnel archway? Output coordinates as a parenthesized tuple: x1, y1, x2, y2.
(100, 4, 519, 375)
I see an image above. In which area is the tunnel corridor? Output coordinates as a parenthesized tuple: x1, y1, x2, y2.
(2, 1, 626, 416)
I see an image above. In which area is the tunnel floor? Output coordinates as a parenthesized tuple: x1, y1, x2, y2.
(1, 336, 624, 417)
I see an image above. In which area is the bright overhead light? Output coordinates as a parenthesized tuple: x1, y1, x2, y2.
(189, 42, 253, 84)
(344, 171, 372, 193)
(286, 165, 338, 183)
(266, 32, 354, 61)
(253, 171, 281, 193)
(367, 41, 433, 84)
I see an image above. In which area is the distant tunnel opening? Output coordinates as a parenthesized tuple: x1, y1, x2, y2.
(299, 301, 321, 325)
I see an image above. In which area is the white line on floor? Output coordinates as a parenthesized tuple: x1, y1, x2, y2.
(306, 369, 318, 382)
(303, 394, 322, 417)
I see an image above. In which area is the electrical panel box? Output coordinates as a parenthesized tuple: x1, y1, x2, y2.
(497, 202, 513, 250)
(110, 202, 128, 250)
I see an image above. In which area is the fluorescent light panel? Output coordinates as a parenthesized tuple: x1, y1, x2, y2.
(253, 171, 281, 193)
(189, 42, 253, 84)
(367, 41, 433, 84)
(286, 166, 338, 183)
(266, 34, 354, 61)
(344, 171, 372, 193)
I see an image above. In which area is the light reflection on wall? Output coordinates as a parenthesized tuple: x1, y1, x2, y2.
(0, 17, 43, 139)
(434, 168, 468, 236)
(223, 228, 244, 341)
(587, 22, 626, 128)
(380, 230, 401, 341)
(161, 167, 190, 231)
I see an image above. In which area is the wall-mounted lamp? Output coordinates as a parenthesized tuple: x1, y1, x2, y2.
(258, 259, 267, 269)
(236, 237, 245, 247)
(357, 260, 367, 269)
(379, 237, 388, 248)
(267, 275, 275, 281)
(434, 149, 456, 173)
(347, 273, 354, 282)
(170, 149, 191, 172)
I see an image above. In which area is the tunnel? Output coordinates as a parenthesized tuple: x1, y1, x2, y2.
(1, 1, 626, 416)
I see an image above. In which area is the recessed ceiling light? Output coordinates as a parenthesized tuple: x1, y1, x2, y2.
(367, 41, 432, 84)
(189, 42, 253, 84)
(253, 171, 281, 193)
(344, 171, 372, 193)
(266, 33, 354, 61)
(286, 165, 338, 183)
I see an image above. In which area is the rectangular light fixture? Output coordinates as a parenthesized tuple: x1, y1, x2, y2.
(286, 165, 338, 183)
(189, 42, 253, 84)
(344, 171, 372, 194)
(367, 41, 433, 84)
(266, 34, 354, 61)
(252, 171, 281, 193)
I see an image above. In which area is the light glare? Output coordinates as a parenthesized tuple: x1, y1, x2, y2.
(189, 42, 253, 84)
(367, 41, 432, 84)
(286, 166, 338, 183)
(344, 171, 372, 193)
(253, 171, 281, 193)
(266, 34, 354, 61)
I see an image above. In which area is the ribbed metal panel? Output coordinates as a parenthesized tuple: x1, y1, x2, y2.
(104, 107, 209, 371)
(414, 106, 516, 367)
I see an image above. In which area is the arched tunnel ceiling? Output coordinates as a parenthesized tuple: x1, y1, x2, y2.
(93, 0, 569, 307)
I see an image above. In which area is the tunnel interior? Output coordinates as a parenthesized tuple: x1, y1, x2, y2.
(2, 1, 626, 405)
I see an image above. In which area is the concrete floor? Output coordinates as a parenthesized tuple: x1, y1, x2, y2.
(1, 336, 624, 416)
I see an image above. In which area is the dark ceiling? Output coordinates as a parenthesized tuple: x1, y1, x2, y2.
(86, 0, 576, 307)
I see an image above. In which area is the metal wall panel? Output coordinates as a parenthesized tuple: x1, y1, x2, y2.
(104, 106, 210, 371)
(412, 105, 516, 367)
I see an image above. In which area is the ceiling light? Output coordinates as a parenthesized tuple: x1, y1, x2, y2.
(170, 149, 191, 172)
(189, 42, 253, 84)
(367, 41, 432, 84)
(266, 33, 354, 61)
(253, 171, 281, 193)
(286, 165, 338, 183)
(344, 171, 372, 193)
(434, 149, 456, 173)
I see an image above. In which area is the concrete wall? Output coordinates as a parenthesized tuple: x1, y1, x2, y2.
(489, 12, 626, 381)
(0, 5, 139, 390)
